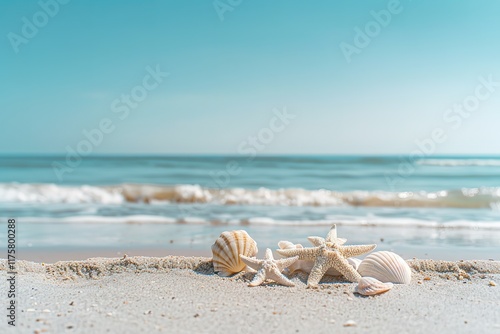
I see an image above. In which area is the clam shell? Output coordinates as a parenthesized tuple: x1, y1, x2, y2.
(358, 251, 411, 284)
(212, 230, 258, 277)
(355, 277, 393, 296)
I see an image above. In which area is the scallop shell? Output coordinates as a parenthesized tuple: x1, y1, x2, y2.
(277, 241, 360, 275)
(358, 251, 411, 284)
(355, 277, 393, 296)
(211, 230, 258, 277)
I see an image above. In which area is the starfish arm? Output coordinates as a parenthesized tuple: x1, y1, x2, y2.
(307, 237, 325, 247)
(328, 250, 362, 283)
(239, 254, 262, 271)
(325, 225, 347, 245)
(340, 244, 377, 258)
(307, 255, 330, 287)
(264, 248, 274, 260)
(268, 269, 295, 287)
(325, 224, 338, 242)
(276, 247, 319, 261)
(248, 269, 266, 287)
(276, 256, 299, 272)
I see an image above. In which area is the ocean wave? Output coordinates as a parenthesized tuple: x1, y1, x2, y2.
(1, 183, 500, 209)
(15, 215, 500, 230)
(0, 183, 124, 204)
(417, 159, 500, 167)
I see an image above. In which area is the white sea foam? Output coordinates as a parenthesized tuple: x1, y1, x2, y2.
(417, 159, 500, 167)
(12, 215, 500, 230)
(18, 215, 177, 224)
(0, 183, 124, 204)
(0, 183, 499, 209)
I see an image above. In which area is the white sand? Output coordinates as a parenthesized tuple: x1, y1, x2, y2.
(1, 256, 499, 333)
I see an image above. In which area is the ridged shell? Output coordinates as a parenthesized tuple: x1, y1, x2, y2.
(358, 251, 411, 284)
(212, 230, 258, 277)
(277, 241, 360, 275)
(355, 277, 393, 296)
(349, 258, 362, 271)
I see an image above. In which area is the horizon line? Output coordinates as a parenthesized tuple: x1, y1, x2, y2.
(1, 153, 500, 158)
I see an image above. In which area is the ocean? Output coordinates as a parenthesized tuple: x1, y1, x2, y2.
(1, 155, 500, 260)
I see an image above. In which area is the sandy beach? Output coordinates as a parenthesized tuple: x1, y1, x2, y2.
(1, 256, 499, 334)
(4, 0, 500, 332)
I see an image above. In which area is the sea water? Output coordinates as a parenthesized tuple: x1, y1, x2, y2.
(1, 155, 499, 260)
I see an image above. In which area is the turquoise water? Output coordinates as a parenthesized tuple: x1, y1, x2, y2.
(1, 155, 500, 259)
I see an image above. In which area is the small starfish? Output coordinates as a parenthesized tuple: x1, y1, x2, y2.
(276, 225, 376, 288)
(240, 248, 299, 287)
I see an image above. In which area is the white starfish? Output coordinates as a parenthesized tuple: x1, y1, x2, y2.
(240, 248, 299, 287)
(307, 224, 347, 247)
(278, 241, 361, 276)
(276, 225, 376, 288)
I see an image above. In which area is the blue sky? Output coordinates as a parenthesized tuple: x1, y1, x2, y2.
(1, 0, 500, 155)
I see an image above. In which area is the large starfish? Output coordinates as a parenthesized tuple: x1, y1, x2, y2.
(277, 241, 361, 276)
(276, 225, 376, 287)
(240, 248, 299, 287)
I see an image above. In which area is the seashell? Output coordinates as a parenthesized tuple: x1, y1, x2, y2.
(343, 320, 357, 327)
(278, 241, 300, 250)
(358, 251, 411, 284)
(349, 258, 362, 271)
(211, 230, 258, 277)
(278, 241, 304, 274)
(355, 277, 393, 296)
(277, 240, 359, 276)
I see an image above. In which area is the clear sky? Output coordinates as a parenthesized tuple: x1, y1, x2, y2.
(1, 0, 500, 155)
